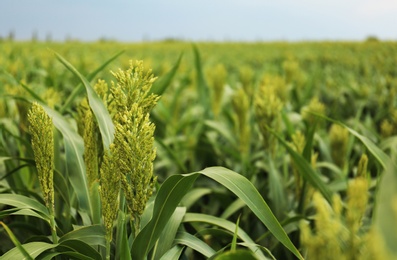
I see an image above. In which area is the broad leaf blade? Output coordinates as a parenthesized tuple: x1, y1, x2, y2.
(0, 194, 49, 220)
(115, 210, 132, 260)
(175, 231, 216, 258)
(58, 239, 102, 260)
(0, 221, 34, 260)
(160, 245, 184, 260)
(200, 167, 303, 260)
(374, 156, 397, 256)
(0, 242, 57, 260)
(154, 207, 187, 259)
(59, 225, 106, 247)
(182, 213, 265, 259)
(131, 174, 199, 259)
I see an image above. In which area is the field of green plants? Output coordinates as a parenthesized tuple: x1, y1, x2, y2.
(0, 40, 397, 259)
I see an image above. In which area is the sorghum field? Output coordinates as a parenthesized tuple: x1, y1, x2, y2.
(0, 40, 397, 259)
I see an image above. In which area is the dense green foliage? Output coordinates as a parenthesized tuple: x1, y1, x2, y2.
(0, 40, 397, 259)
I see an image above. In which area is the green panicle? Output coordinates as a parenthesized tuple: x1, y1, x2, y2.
(99, 147, 120, 242)
(110, 60, 159, 116)
(380, 119, 394, 138)
(261, 74, 288, 102)
(255, 81, 283, 155)
(28, 102, 55, 212)
(232, 87, 250, 155)
(357, 154, 368, 178)
(108, 60, 159, 233)
(282, 58, 306, 88)
(301, 97, 325, 125)
(238, 65, 254, 98)
(113, 106, 157, 220)
(380, 109, 397, 138)
(329, 123, 349, 169)
(83, 108, 99, 187)
(207, 63, 227, 117)
(290, 131, 306, 196)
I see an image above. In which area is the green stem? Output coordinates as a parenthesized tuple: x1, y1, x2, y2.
(49, 213, 58, 244)
(106, 239, 111, 260)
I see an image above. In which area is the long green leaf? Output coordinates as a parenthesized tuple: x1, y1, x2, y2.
(314, 113, 392, 169)
(183, 213, 266, 259)
(0, 242, 57, 260)
(42, 106, 90, 215)
(374, 155, 397, 255)
(193, 45, 212, 119)
(159, 245, 184, 260)
(154, 207, 187, 259)
(18, 82, 45, 104)
(181, 188, 212, 209)
(53, 169, 70, 208)
(220, 199, 245, 219)
(60, 50, 124, 113)
(0, 221, 33, 260)
(59, 225, 106, 247)
(200, 167, 303, 260)
(231, 216, 240, 251)
(175, 231, 216, 258)
(271, 131, 333, 204)
(214, 249, 259, 260)
(133, 166, 302, 260)
(343, 125, 392, 169)
(11, 208, 48, 221)
(0, 194, 49, 220)
(54, 52, 114, 149)
(131, 174, 199, 259)
(58, 239, 102, 260)
(115, 210, 132, 260)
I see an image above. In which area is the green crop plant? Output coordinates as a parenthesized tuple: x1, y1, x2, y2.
(1, 41, 397, 260)
(27, 102, 57, 243)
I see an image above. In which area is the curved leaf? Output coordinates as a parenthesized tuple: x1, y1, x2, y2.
(59, 225, 106, 247)
(54, 52, 114, 149)
(220, 199, 245, 219)
(0, 242, 57, 260)
(271, 130, 333, 204)
(60, 50, 124, 113)
(115, 210, 131, 260)
(183, 213, 266, 259)
(131, 174, 199, 259)
(154, 207, 187, 259)
(58, 239, 101, 260)
(200, 167, 303, 260)
(214, 249, 258, 260)
(0, 221, 33, 260)
(132, 167, 302, 260)
(181, 188, 212, 209)
(0, 194, 49, 220)
(175, 231, 216, 258)
(159, 245, 184, 260)
(193, 45, 212, 119)
(314, 113, 393, 169)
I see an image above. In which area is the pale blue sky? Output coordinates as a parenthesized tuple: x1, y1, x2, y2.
(1, 0, 396, 42)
